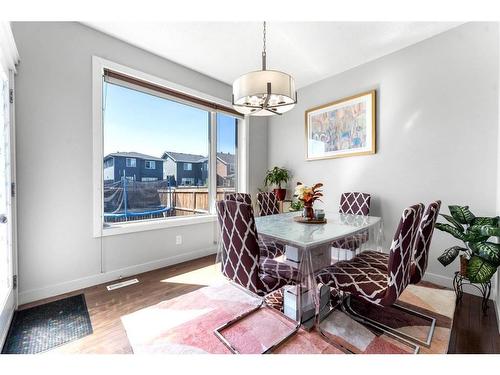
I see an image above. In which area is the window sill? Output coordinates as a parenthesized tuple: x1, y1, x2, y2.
(98, 214, 217, 237)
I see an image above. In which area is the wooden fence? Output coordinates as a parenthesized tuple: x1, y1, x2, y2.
(159, 187, 230, 216)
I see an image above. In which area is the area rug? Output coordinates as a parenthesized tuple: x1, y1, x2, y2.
(2, 294, 93, 354)
(121, 281, 455, 354)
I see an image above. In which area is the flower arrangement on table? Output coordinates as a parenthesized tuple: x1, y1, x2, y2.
(294, 182, 323, 220)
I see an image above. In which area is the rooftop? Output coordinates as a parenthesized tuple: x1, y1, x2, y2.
(104, 152, 164, 162)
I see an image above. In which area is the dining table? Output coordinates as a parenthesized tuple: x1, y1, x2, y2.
(254, 210, 384, 328)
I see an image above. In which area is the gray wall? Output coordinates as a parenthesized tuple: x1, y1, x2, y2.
(248, 117, 268, 197)
(11, 22, 268, 303)
(268, 22, 499, 289)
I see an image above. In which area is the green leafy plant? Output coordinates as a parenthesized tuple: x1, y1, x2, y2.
(289, 199, 304, 212)
(436, 205, 500, 283)
(264, 167, 290, 189)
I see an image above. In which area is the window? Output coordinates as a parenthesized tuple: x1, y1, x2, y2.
(217, 113, 238, 192)
(104, 158, 114, 168)
(181, 178, 195, 186)
(126, 158, 136, 168)
(94, 58, 245, 235)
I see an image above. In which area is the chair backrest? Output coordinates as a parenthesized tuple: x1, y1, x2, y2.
(216, 199, 262, 295)
(224, 192, 252, 205)
(257, 192, 280, 216)
(410, 201, 441, 284)
(383, 203, 424, 306)
(339, 192, 371, 216)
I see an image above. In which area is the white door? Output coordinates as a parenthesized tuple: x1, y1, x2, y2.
(0, 73, 15, 345)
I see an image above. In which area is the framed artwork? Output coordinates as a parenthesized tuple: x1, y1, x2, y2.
(305, 90, 376, 160)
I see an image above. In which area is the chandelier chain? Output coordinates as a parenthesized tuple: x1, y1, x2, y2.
(263, 21, 266, 54)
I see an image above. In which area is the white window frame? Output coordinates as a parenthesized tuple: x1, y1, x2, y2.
(92, 56, 248, 237)
(145, 160, 155, 169)
(126, 157, 136, 168)
(183, 162, 192, 171)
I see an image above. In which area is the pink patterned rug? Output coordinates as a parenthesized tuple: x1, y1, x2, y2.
(121, 281, 455, 354)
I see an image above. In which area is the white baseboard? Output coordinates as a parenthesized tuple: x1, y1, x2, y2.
(18, 246, 217, 305)
(423, 271, 496, 301)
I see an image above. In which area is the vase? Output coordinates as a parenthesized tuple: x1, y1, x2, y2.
(302, 203, 314, 220)
(273, 188, 287, 201)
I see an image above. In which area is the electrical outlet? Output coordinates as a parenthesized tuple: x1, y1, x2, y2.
(176, 235, 182, 245)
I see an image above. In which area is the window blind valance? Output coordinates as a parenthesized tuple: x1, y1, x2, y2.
(0, 22, 19, 78)
(103, 68, 242, 118)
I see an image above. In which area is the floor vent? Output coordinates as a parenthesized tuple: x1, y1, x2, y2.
(106, 278, 139, 291)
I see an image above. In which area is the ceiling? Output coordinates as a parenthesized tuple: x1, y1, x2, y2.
(85, 22, 463, 89)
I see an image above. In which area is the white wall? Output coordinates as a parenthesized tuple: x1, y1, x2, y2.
(11, 22, 268, 304)
(268, 22, 499, 290)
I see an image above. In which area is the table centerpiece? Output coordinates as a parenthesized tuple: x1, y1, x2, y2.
(294, 182, 323, 220)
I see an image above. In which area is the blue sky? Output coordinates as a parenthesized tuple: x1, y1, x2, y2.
(103, 82, 237, 158)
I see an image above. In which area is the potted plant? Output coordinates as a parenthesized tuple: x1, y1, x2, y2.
(436, 205, 500, 283)
(294, 182, 323, 220)
(264, 166, 290, 201)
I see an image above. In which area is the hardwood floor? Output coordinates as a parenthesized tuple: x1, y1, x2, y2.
(448, 292, 500, 354)
(19, 254, 221, 354)
(17, 255, 499, 354)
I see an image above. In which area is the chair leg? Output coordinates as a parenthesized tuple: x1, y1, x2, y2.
(213, 282, 301, 354)
(315, 293, 355, 354)
(341, 295, 421, 354)
(390, 303, 436, 348)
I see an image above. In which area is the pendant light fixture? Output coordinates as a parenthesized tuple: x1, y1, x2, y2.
(232, 22, 297, 116)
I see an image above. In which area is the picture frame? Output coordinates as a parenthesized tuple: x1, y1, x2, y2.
(305, 90, 376, 160)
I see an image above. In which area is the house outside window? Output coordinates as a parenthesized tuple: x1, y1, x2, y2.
(145, 160, 155, 169)
(183, 163, 192, 171)
(126, 158, 136, 167)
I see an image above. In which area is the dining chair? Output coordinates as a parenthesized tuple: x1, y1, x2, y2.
(350, 200, 441, 347)
(224, 192, 284, 259)
(215, 199, 300, 353)
(331, 192, 372, 260)
(217, 199, 299, 295)
(223, 192, 252, 205)
(316, 203, 424, 350)
(257, 191, 280, 216)
(254, 191, 285, 258)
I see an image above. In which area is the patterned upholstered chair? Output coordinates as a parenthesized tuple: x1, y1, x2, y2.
(331, 192, 372, 258)
(339, 192, 371, 216)
(223, 192, 284, 259)
(349, 201, 441, 347)
(215, 199, 301, 353)
(216, 199, 299, 296)
(354, 201, 441, 284)
(224, 192, 252, 205)
(257, 192, 280, 216)
(316, 204, 423, 349)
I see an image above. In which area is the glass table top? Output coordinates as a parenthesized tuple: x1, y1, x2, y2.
(254, 211, 382, 248)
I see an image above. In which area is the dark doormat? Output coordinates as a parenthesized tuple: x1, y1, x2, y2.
(2, 294, 93, 354)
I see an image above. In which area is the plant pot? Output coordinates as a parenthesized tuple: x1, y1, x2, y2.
(460, 255, 468, 277)
(302, 203, 314, 220)
(273, 188, 287, 201)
